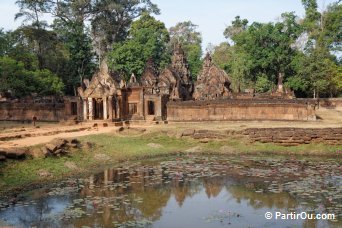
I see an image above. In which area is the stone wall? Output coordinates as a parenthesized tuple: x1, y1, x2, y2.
(167, 99, 316, 121)
(318, 98, 342, 108)
(180, 127, 342, 146)
(244, 128, 342, 146)
(0, 96, 80, 122)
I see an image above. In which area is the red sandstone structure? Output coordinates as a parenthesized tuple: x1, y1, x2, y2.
(193, 53, 231, 100)
(78, 44, 194, 122)
(0, 45, 318, 122)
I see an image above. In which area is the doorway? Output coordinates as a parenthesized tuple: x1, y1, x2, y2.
(147, 101, 155, 115)
(94, 98, 103, 119)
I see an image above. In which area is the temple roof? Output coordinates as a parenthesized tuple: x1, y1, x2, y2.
(193, 53, 231, 100)
(140, 59, 158, 87)
(78, 61, 119, 98)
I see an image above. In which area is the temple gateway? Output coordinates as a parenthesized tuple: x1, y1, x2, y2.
(77, 45, 316, 122)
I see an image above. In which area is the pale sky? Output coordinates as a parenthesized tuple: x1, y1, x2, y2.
(0, 0, 337, 49)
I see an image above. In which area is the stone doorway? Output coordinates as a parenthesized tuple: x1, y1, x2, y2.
(148, 101, 155, 115)
(94, 98, 103, 120)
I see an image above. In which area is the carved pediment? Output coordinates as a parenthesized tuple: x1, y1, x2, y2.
(82, 61, 119, 98)
(194, 53, 231, 100)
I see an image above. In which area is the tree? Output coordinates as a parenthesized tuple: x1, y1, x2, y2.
(321, 2, 342, 52)
(291, 48, 339, 98)
(91, 0, 160, 59)
(52, 20, 96, 95)
(109, 14, 170, 81)
(295, 0, 341, 97)
(223, 16, 248, 42)
(211, 42, 252, 92)
(169, 21, 202, 78)
(0, 56, 63, 97)
(15, 0, 51, 69)
(227, 12, 301, 87)
(15, 0, 49, 29)
(255, 73, 273, 93)
(211, 42, 232, 71)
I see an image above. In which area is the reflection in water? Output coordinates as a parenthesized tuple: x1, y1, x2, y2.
(0, 155, 340, 227)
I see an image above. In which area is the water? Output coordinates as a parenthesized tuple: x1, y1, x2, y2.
(0, 155, 341, 227)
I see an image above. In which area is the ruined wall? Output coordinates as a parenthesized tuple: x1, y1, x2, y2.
(318, 98, 342, 108)
(180, 128, 341, 146)
(244, 128, 342, 146)
(167, 100, 316, 121)
(0, 97, 79, 122)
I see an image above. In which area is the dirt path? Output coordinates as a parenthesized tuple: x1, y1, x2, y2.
(0, 108, 340, 148)
(0, 126, 116, 148)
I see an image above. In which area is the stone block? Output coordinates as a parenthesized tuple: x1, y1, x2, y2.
(114, 122, 123, 127)
(51, 138, 68, 148)
(193, 133, 207, 139)
(182, 129, 195, 137)
(196, 129, 209, 134)
(71, 138, 80, 144)
(45, 143, 57, 152)
(28, 148, 45, 158)
(0, 155, 6, 162)
(4, 148, 27, 159)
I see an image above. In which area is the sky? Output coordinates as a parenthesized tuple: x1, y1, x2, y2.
(0, 0, 337, 49)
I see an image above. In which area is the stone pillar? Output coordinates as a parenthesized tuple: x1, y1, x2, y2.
(117, 96, 122, 119)
(108, 96, 113, 120)
(88, 97, 94, 120)
(83, 98, 88, 120)
(89, 175, 94, 189)
(103, 97, 107, 120)
(104, 169, 108, 186)
(140, 89, 144, 119)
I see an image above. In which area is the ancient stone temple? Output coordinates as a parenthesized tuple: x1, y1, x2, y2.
(78, 61, 120, 121)
(158, 44, 193, 101)
(77, 44, 194, 122)
(76, 44, 316, 123)
(193, 53, 231, 100)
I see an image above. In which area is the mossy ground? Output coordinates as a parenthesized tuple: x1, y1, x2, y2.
(0, 131, 341, 196)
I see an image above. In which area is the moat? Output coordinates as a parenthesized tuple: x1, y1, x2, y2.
(0, 155, 341, 227)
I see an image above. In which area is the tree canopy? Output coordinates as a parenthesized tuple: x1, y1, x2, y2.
(108, 13, 170, 81)
(212, 0, 341, 97)
(0, 0, 340, 98)
(169, 21, 203, 79)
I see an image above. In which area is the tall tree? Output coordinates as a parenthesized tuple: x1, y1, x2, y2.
(226, 13, 301, 88)
(169, 21, 202, 78)
(109, 13, 170, 81)
(223, 16, 248, 42)
(91, 0, 160, 59)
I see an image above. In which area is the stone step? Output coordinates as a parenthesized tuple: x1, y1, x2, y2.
(0, 148, 27, 160)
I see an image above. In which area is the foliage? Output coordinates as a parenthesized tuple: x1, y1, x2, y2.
(223, 16, 248, 41)
(321, 2, 342, 51)
(3, 0, 340, 98)
(219, 5, 341, 97)
(0, 56, 64, 97)
(255, 74, 273, 93)
(211, 42, 232, 72)
(91, 0, 160, 58)
(169, 21, 203, 78)
(108, 14, 170, 81)
(292, 48, 340, 98)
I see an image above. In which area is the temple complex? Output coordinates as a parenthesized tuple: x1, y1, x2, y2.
(78, 44, 194, 122)
(0, 44, 317, 122)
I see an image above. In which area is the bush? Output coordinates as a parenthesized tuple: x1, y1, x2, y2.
(0, 56, 64, 97)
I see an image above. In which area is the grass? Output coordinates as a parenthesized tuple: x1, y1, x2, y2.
(0, 131, 341, 197)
